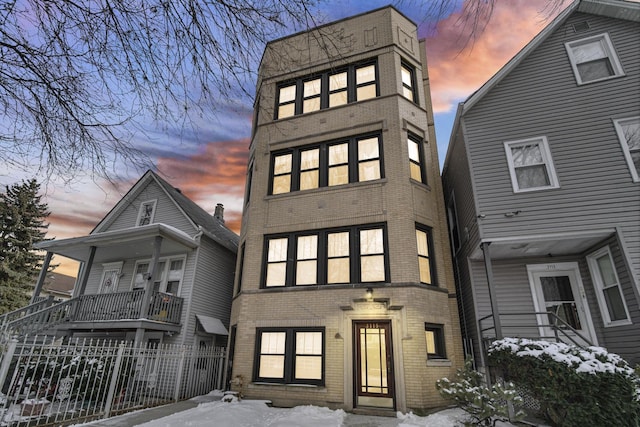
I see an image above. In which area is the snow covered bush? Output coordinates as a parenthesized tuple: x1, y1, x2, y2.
(488, 338, 640, 427)
(436, 358, 524, 426)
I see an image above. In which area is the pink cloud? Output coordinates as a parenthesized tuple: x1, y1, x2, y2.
(426, 0, 570, 113)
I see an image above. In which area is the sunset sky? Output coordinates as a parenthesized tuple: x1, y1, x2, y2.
(0, 0, 572, 276)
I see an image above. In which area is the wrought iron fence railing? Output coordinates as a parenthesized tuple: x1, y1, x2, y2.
(0, 336, 226, 426)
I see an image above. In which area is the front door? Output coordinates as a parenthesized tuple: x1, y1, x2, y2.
(528, 263, 595, 346)
(354, 320, 395, 409)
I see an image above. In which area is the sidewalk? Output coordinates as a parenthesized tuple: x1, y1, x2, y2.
(83, 394, 403, 427)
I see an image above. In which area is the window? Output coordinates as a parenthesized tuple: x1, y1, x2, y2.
(504, 137, 559, 192)
(401, 62, 417, 102)
(262, 224, 388, 288)
(236, 243, 245, 295)
(137, 200, 157, 226)
(254, 328, 324, 385)
(244, 159, 254, 205)
(277, 84, 296, 118)
(269, 134, 383, 194)
(416, 225, 436, 285)
(408, 134, 426, 183)
(274, 61, 378, 119)
(132, 256, 185, 295)
(446, 194, 460, 253)
(565, 33, 624, 85)
(425, 323, 446, 359)
(272, 153, 292, 195)
(587, 246, 631, 326)
(613, 117, 640, 182)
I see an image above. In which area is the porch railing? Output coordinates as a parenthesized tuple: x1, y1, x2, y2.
(0, 297, 56, 330)
(479, 311, 594, 349)
(3, 291, 184, 338)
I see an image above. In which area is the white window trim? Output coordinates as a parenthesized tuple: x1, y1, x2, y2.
(586, 246, 631, 327)
(565, 33, 624, 85)
(504, 136, 560, 193)
(98, 261, 123, 294)
(613, 116, 640, 183)
(136, 199, 157, 226)
(131, 255, 186, 295)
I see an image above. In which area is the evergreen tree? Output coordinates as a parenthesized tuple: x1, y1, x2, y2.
(0, 179, 50, 314)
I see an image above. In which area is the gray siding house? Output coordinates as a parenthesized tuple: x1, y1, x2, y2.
(17, 170, 239, 348)
(442, 0, 640, 366)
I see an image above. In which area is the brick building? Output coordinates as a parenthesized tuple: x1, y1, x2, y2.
(228, 6, 463, 414)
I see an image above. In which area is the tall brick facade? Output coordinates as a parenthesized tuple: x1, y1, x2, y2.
(229, 6, 463, 414)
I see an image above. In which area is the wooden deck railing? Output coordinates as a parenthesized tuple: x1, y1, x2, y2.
(3, 290, 184, 338)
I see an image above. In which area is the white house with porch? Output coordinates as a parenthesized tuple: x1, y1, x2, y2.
(7, 170, 238, 349)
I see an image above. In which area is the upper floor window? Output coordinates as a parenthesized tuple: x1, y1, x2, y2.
(565, 33, 624, 85)
(446, 193, 460, 254)
(254, 327, 324, 385)
(137, 200, 157, 226)
(275, 61, 378, 119)
(416, 225, 436, 285)
(504, 136, 559, 192)
(132, 256, 185, 295)
(269, 134, 383, 195)
(586, 246, 631, 326)
(613, 117, 640, 182)
(263, 224, 388, 288)
(401, 62, 417, 102)
(408, 134, 426, 183)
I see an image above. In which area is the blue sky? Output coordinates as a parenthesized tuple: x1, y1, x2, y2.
(0, 0, 571, 275)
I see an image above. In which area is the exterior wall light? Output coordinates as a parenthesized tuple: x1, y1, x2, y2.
(365, 287, 374, 300)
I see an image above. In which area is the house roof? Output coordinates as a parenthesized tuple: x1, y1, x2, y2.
(93, 170, 238, 253)
(41, 272, 76, 295)
(444, 0, 640, 168)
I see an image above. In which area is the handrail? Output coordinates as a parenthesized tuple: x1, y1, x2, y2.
(479, 311, 593, 348)
(3, 290, 184, 338)
(0, 295, 55, 328)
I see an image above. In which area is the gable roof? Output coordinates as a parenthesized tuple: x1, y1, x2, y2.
(444, 0, 640, 168)
(462, 0, 639, 114)
(92, 170, 238, 253)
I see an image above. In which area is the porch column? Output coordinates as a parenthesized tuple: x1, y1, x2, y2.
(135, 236, 163, 347)
(480, 242, 502, 340)
(31, 251, 53, 303)
(76, 246, 97, 296)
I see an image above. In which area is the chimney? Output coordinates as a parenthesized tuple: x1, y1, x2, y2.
(214, 203, 224, 223)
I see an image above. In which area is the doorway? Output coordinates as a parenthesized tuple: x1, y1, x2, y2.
(353, 320, 395, 409)
(527, 263, 596, 346)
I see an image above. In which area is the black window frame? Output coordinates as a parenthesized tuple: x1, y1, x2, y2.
(235, 243, 245, 296)
(400, 60, 418, 103)
(425, 323, 446, 359)
(268, 133, 384, 195)
(261, 223, 389, 288)
(416, 223, 437, 286)
(408, 133, 427, 184)
(274, 60, 379, 120)
(253, 327, 325, 386)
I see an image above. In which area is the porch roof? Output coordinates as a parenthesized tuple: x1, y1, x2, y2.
(35, 223, 198, 263)
(471, 229, 616, 260)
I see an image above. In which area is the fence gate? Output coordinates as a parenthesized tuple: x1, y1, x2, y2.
(0, 336, 226, 426)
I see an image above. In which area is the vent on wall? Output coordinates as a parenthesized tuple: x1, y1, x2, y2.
(572, 21, 591, 33)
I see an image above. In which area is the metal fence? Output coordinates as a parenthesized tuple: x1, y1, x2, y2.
(0, 336, 226, 426)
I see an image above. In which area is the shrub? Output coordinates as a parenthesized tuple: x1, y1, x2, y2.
(436, 358, 525, 426)
(488, 338, 640, 427)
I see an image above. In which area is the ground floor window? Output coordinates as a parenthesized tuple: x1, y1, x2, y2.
(254, 327, 324, 385)
(425, 323, 446, 359)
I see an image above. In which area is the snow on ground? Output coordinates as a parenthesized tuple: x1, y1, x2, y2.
(131, 396, 492, 427)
